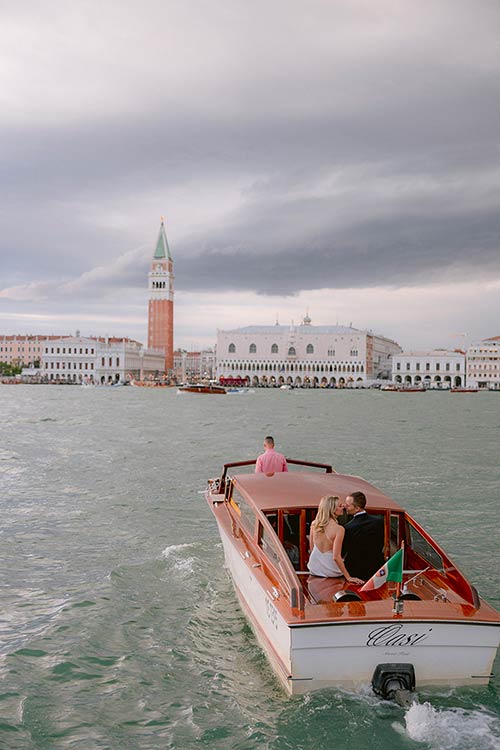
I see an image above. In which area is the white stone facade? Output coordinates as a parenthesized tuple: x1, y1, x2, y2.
(216, 320, 401, 386)
(392, 350, 465, 387)
(466, 337, 500, 389)
(41, 336, 165, 383)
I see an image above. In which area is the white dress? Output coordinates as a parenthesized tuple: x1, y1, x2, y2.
(307, 545, 343, 578)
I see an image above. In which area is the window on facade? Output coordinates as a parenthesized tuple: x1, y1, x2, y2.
(288, 347, 296, 356)
(396, 362, 401, 370)
(116, 357, 120, 367)
(228, 343, 236, 353)
(102, 357, 105, 366)
(426, 363, 430, 371)
(271, 343, 278, 354)
(328, 348, 336, 357)
(406, 362, 410, 370)
(306, 344, 314, 354)
(456, 363, 460, 371)
(350, 349, 358, 356)
(249, 343, 257, 353)
(416, 363, 420, 371)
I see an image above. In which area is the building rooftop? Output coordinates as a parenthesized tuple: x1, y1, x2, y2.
(221, 324, 361, 335)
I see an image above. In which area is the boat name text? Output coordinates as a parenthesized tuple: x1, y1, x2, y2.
(366, 624, 433, 647)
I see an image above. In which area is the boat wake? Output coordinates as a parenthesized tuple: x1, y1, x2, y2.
(394, 701, 500, 749)
(161, 543, 199, 575)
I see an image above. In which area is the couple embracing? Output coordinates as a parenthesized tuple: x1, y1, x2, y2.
(307, 491, 385, 585)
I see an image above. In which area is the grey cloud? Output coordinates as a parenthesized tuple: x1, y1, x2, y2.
(1, 0, 500, 316)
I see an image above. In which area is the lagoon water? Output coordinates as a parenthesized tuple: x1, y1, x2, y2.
(1, 385, 499, 750)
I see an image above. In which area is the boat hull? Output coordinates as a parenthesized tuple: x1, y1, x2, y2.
(216, 519, 499, 694)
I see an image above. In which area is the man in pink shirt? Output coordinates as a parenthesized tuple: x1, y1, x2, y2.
(255, 436, 288, 475)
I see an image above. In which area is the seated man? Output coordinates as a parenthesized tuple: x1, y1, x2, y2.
(342, 491, 385, 582)
(255, 436, 288, 475)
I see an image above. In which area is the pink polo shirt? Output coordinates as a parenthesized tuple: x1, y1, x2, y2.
(255, 448, 288, 474)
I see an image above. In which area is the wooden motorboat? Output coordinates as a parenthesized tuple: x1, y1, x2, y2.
(450, 387, 478, 393)
(177, 383, 226, 395)
(382, 385, 426, 392)
(130, 379, 169, 388)
(205, 460, 500, 696)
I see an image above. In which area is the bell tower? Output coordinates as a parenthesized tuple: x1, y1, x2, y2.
(147, 219, 174, 372)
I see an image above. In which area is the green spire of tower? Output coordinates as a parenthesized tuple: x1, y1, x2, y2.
(154, 218, 172, 260)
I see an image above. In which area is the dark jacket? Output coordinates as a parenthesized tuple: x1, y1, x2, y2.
(342, 512, 385, 580)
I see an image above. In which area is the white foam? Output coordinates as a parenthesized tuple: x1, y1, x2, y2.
(161, 543, 196, 559)
(400, 701, 500, 750)
(161, 543, 197, 575)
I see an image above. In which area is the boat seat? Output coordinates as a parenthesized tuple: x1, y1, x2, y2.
(298, 573, 348, 604)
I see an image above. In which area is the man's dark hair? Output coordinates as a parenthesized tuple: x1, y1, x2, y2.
(264, 436, 275, 446)
(350, 491, 366, 510)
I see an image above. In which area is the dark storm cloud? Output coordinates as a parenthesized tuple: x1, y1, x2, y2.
(175, 207, 500, 295)
(1, 0, 500, 305)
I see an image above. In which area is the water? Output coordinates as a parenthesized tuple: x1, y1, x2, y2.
(0, 385, 499, 749)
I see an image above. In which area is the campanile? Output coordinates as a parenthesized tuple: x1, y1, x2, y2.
(147, 219, 174, 372)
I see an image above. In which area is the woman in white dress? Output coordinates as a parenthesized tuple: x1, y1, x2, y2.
(307, 495, 364, 584)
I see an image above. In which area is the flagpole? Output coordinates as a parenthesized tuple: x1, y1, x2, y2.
(393, 541, 405, 614)
(395, 541, 404, 599)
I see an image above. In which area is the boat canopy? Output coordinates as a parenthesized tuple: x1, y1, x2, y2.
(233, 472, 403, 513)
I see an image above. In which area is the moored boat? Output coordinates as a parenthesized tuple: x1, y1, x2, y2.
(205, 460, 500, 696)
(450, 387, 479, 393)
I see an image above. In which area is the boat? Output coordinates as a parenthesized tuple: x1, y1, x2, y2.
(381, 384, 426, 392)
(130, 379, 170, 388)
(205, 459, 500, 697)
(226, 387, 256, 395)
(450, 387, 478, 393)
(177, 383, 226, 395)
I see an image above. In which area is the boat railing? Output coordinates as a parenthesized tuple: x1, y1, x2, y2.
(218, 458, 334, 494)
(285, 458, 334, 473)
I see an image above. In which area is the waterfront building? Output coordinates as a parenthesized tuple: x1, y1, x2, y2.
(466, 336, 500, 389)
(41, 336, 164, 384)
(391, 350, 465, 388)
(147, 220, 174, 374)
(173, 349, 215, 382)
(216, 317, 401, 386)
(0, 335, 63, 366)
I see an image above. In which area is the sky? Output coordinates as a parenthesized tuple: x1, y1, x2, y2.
(1, 0, 499, 351)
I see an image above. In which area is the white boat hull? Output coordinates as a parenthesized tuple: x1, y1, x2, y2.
(218, 523, 499, 694)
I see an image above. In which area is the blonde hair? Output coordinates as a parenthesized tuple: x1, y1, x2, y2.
(311, 495, 341, 533)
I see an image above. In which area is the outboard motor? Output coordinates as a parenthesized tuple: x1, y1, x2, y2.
(372, 663, 416, 708)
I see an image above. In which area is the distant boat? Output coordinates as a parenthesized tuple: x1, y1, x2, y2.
(177, 383, 226, 395)
(226, 387, 256, 395)
(381, 384, 425, 392)
(450, 386, 478, 393)
(130, 379, 169, 388)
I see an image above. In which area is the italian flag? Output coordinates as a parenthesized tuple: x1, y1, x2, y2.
(360, 547, 403, 591)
